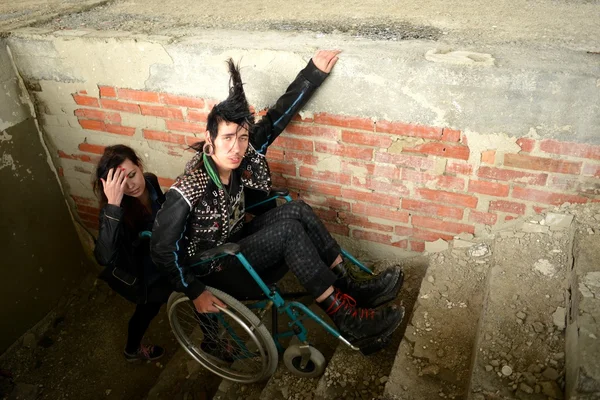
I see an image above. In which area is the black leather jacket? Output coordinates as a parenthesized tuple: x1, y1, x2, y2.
(94, 173, 165, 284)
(151, 60, 328, 301)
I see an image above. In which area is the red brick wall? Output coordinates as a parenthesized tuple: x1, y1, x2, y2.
(64, 86, 600, 252)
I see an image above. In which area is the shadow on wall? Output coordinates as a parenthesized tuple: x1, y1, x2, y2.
(0, 118, 90, 354)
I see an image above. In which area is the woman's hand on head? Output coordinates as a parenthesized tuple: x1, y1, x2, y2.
(312, 50, 341, 73)
(101, 167, 127, 206)
(193, 290, 227, 313)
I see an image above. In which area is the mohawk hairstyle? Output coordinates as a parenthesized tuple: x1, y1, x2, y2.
(205, 58, 255, 140)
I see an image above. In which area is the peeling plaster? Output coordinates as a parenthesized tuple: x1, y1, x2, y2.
(463, 130, 522, 168)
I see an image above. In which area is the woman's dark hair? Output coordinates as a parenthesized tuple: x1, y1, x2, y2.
(190, 58, 255, 154)
(93, 144, 148, 229)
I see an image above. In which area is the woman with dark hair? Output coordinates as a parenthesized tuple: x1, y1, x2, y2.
(151, 50, 404, 351)
(93, 145, 171, 362)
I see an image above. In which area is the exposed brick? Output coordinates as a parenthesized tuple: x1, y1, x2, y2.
(76, 204, 100, 215)
(376, 120, 442, 140)
(185, 136, 202, 146)
(516, 138, 535, 153)
(143, 129, 186, 144)
(158, 177, 175, 187)
(187, 110, 208, 123)
(100, 99, 140, 114)
(58, 167, 64, 177)
(339, 212, 394, 233)
(411, 228, 454, 242)
(341, 130, 392, 148)
(417, 188, 478, 208)
(265, 148, 284, 161)
(106, 124, 136, 136)
(299, 166, 350, 184)
(78, 212, 98, 224)
(352, 202, 410, 223)
(313, 208, 338, 222)
(313, 113, 374, 131)
(291, 113, 314, 123)
(78, 143, 106, 154)
(468, 179, 510, 197)
(78, 90, 88, 95)
(400, 169, 465, 191)
(548, 175, 579, 191)
(512, 186, 588, 206)
(403, 142, 470, 160)
(98, 86, 117, 98)
(412, 215, 475, 234)
(140, 104, 184, 120)
(303, 194, 352, 212)
(57, 150, 94, 163)
(505, 215, 517, 221)
(401, 199, 464, 220)
(583, 163, 600, 178)
(481, 150, 496, 164)
(352, 229, 406, 248)
(166, 120, 205, 134)
(72, 94, 99, 107)
(489, 200, 526, 215)
(341, 188, 400, 207)
(540, 139, 600, 160)
(160, 93, 205, 109)
(477, 166, 548, 186)
(504, 153, 582, 175)
(441, 128, 461, 142)
(118, 88, 159, 103)
(324, 221, 350, 236)
(71, 195, 96, 206)
(446, 161, 473, 176)
(394, 225, 414, 236)
(469, 210, 498, 225)
(75, 108, 121, 124)
(79, 119, 106, 132)
(410, 240, 425, 252)
(283, 150, 318, 165)
(341, 161, 400, 180)
(269, 161, 297, 176)
(286, 177, 342, 197)
(315, 142, 373, 161)
(285, 124, 339, 140)
(375, 152, 435, 170)
(351, 177, 410, 196)
(533, 206, 548, 214)
(271, 137, 314, 152)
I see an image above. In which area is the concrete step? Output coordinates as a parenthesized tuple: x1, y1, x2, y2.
(565, 204, 600, 399)
(468, 212, 573, 400)
(383, 239, 491, 400)
(310, 257, 426, 400)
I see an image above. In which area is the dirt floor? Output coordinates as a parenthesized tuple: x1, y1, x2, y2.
(0, 274, 208, 400)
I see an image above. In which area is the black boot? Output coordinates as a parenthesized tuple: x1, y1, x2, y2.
(332, 262, 403, 308)
(319, 289, 404, 351)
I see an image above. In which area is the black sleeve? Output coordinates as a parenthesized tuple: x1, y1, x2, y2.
(94, 204, 125, 267)
(251, 59, 329, 155)
(150, 189, 206, 300)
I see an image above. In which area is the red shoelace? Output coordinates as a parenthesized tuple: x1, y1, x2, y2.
(325, 290, 375, 319)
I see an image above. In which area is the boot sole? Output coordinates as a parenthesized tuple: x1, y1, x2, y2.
(349, 305, 405, 355)
(366, 269, 404, 308)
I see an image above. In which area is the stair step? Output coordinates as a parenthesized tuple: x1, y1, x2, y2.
(384, 242, 491, 400)
(468, 215, 571, 399)
(312, 258, 425, 400)
(566, 205, 600, 399)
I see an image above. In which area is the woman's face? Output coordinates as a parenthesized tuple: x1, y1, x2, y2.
(207, 121, 250, 173)
(118, 159, 146, 198)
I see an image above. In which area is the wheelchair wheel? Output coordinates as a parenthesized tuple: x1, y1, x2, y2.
(283, 344, 326, 378)
(167, 287, 278, 383)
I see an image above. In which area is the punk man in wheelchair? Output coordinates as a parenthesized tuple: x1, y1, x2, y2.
(151, 50, 404, 352)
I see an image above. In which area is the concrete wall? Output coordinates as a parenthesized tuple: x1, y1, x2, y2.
(0, 40, 89, 353)
(5, 28, 600, 258)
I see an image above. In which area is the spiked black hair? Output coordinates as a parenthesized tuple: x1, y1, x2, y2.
(191, 58, 255, 153)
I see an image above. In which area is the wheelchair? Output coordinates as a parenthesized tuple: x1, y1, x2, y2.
(144, 189, 388, 384)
